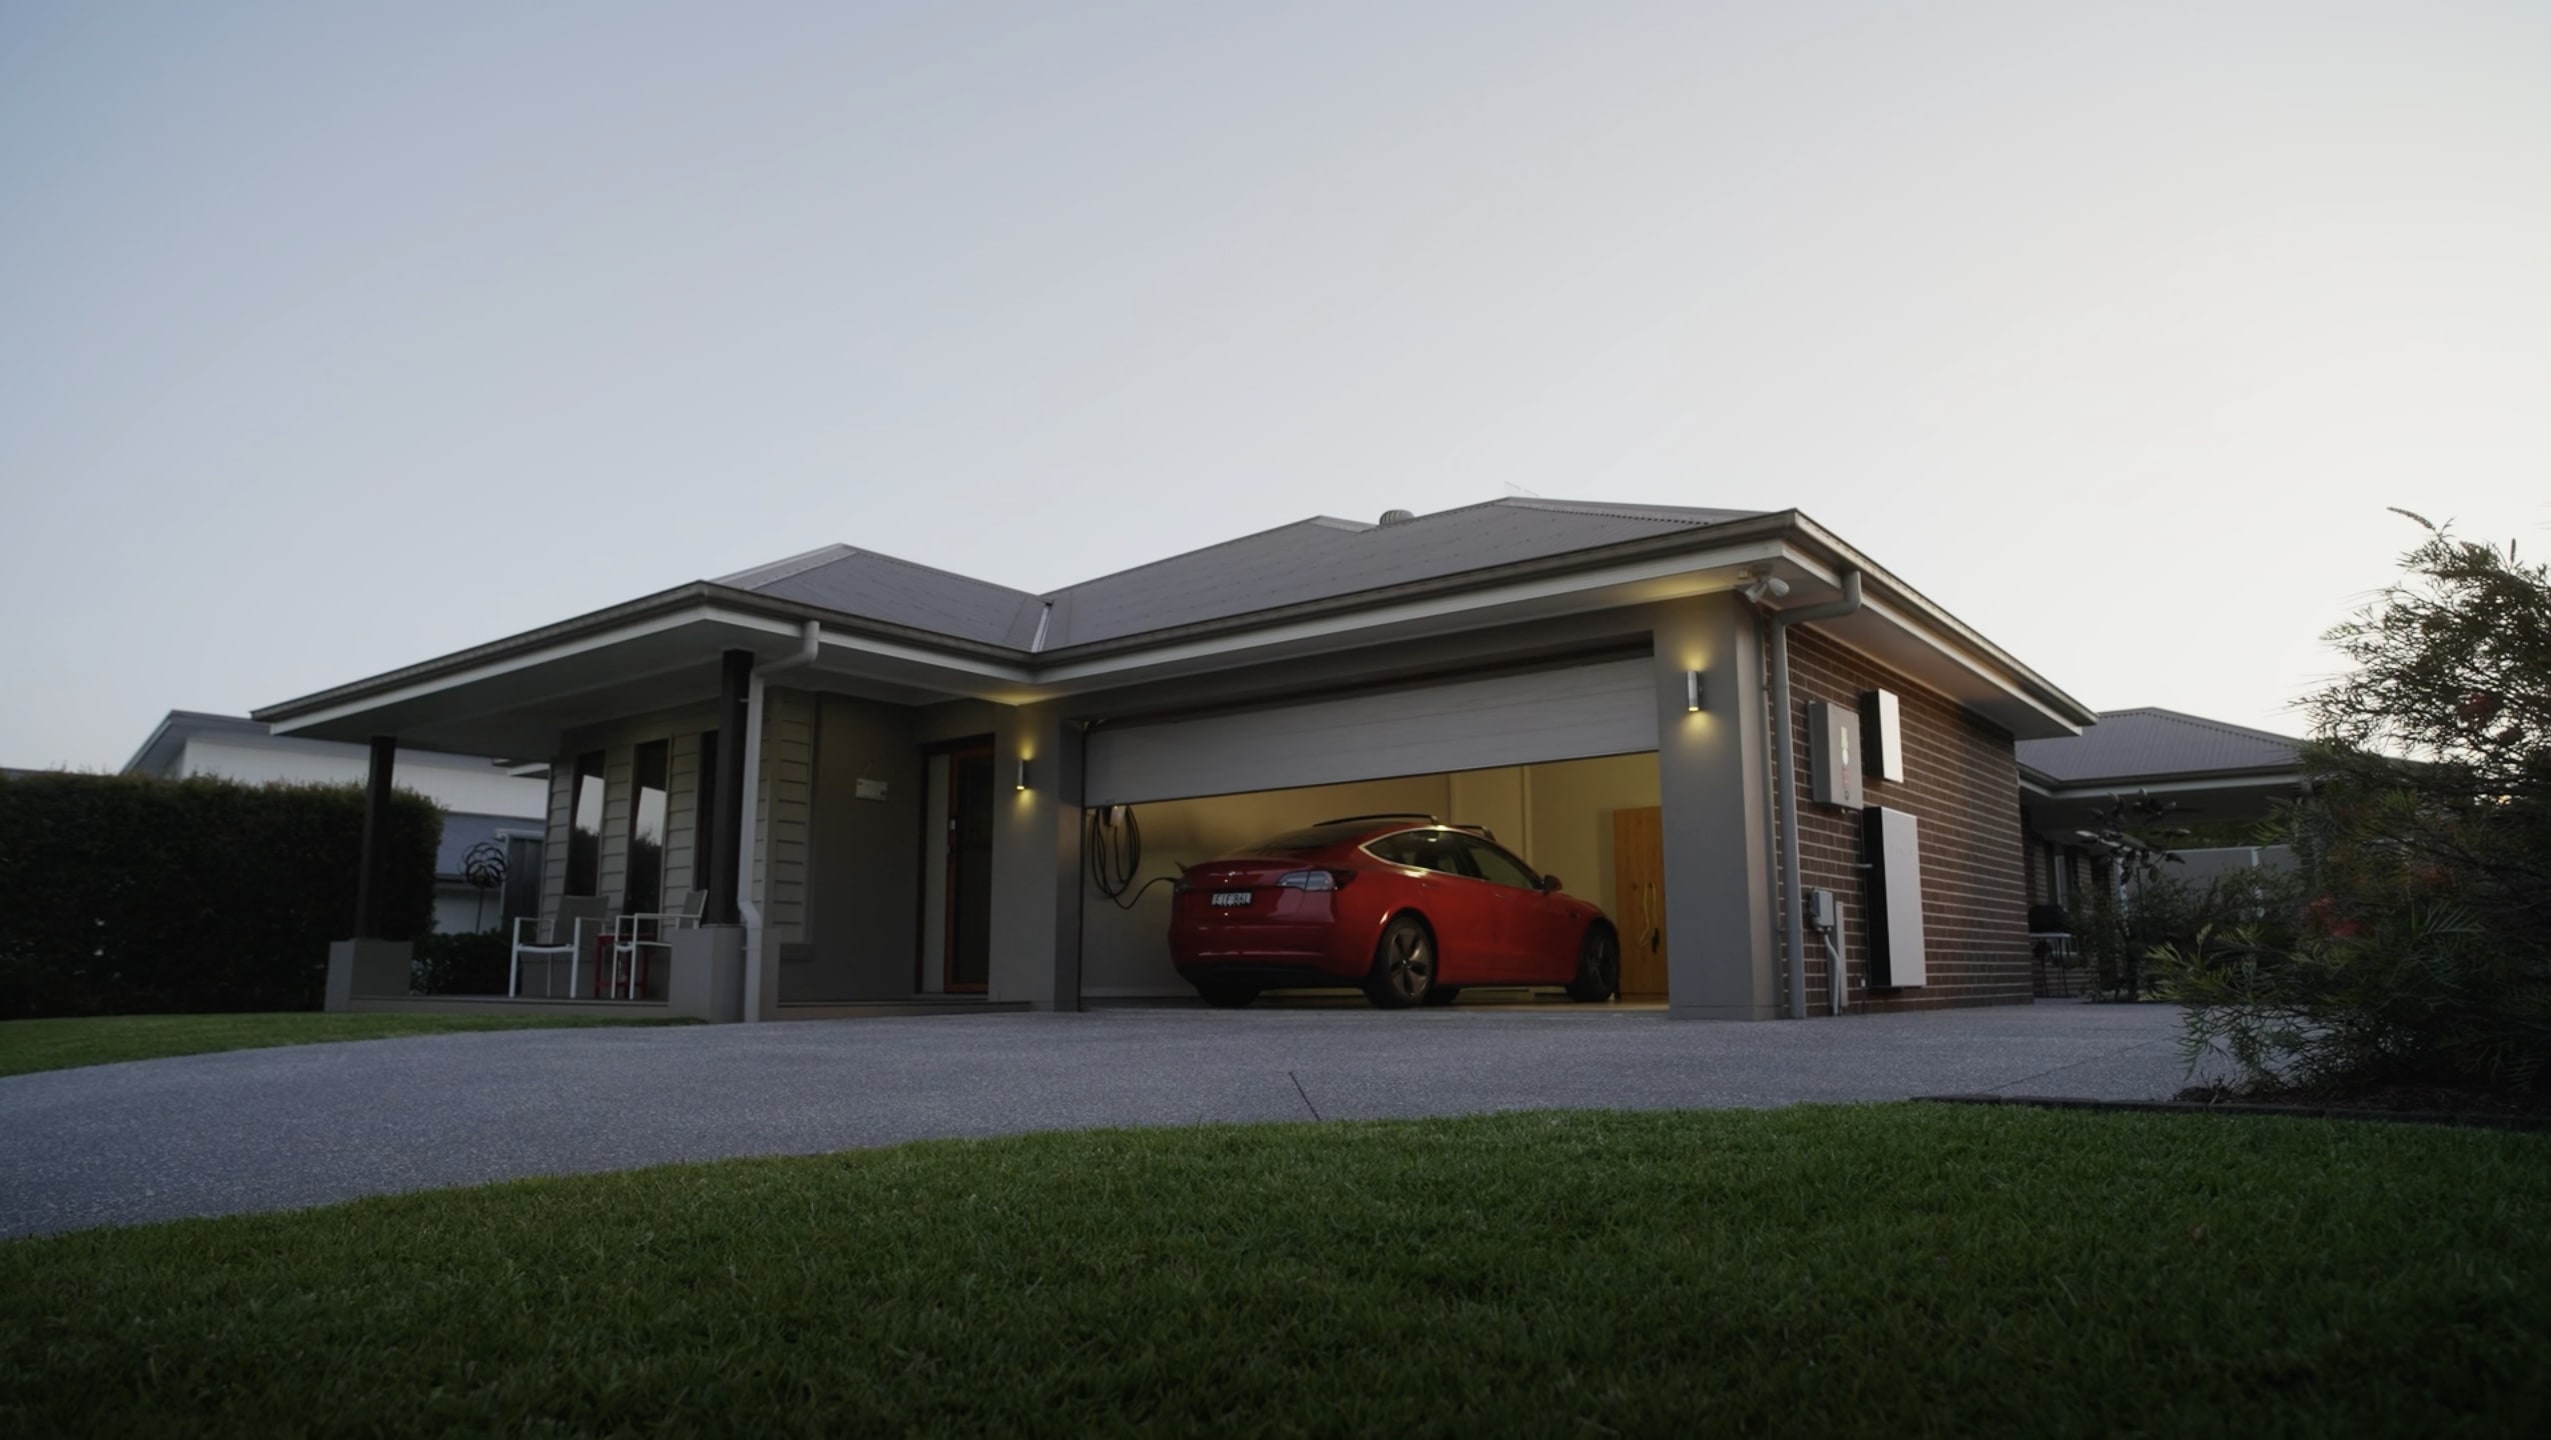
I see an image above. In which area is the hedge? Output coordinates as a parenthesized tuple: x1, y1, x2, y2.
(0, 772, 440, 1018)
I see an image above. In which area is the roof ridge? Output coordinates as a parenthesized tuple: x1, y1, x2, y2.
(714, 544, 856, 590)
(1496, 496, 1759, 525)
(2099, 706, 2305, 748)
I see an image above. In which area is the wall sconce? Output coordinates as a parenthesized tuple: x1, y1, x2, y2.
(1685, 669, 1706, 713)
(1015, 758, 1030, 792)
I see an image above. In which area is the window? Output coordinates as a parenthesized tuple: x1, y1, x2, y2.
(1367, 829, 1477, 878)
(566, 751, 606, 896)
(626, 740, 669, 914)
(1454, 834, 1542, 890)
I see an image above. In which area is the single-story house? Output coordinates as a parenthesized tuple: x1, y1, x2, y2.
(253, 498, 2097, 1022)
(2017, 706, 2307, 917)
(124, 710, 549, 934)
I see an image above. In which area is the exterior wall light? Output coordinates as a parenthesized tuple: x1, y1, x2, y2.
(1686, 669, 1706, 712)
(1015, 758, 1030, 792)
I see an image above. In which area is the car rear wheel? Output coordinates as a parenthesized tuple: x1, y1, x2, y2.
(1365, 915, 1437, 1009)
(1565, 923, 1620, 1003)
(1195, 983, 1258, 1009)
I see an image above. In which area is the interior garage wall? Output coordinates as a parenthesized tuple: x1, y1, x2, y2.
(1520, 753, 1661, 933)
(1785, 627, 2030, 1013)
(788, 691, 924, 1001)
(1080, 774, 1451, 997)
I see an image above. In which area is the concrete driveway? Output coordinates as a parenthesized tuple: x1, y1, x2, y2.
(0, 999, 2216, 1238)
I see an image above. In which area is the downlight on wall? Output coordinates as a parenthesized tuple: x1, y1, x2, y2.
(1015, 758, 1030, 792)
(1685, 669, 1706, 712)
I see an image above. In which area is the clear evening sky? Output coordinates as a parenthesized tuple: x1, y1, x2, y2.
(3, 2, 2544, 769)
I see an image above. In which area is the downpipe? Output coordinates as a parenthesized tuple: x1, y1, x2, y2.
(1766, 570, 1862, 1020)
(738, 620, 822, 1022)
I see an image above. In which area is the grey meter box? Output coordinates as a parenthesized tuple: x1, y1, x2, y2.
(1860, 688, 1904, 783)
(1807, 699, 1863, 808)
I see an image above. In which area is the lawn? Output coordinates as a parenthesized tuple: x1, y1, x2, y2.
(3, 1105, 2544, 1437)
(0, 1011, 698, 1078)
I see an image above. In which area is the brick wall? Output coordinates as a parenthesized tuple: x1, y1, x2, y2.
(1783, 627, 2032, 1014)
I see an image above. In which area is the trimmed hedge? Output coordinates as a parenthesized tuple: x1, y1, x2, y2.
(0, 773, 440, 1018)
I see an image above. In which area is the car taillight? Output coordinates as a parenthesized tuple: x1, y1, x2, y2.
(1277, 869, 1352, 891)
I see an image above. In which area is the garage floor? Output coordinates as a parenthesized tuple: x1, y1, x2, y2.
(0, 1000, 2222, 1238)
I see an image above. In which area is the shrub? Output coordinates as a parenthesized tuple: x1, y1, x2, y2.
(0, 773, 440, 1018)
(414, 929, 515, 997)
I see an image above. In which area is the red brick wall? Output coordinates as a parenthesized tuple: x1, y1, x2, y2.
(1783, 627, 2032, 1014)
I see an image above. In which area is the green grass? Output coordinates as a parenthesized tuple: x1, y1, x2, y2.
(0, 1011, 698, 1077)
(4, 1106, 2545, 1437)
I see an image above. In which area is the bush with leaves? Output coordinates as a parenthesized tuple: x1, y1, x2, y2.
(2165, 514, 2551, 1099)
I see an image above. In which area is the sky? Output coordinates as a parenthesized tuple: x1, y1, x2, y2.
(3, 1, 2545, 769)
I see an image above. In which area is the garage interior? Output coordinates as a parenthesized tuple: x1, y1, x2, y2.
(1077, 755, 1665, 1003)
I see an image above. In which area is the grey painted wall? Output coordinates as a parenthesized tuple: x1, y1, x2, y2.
(794, 691, 924, 1000)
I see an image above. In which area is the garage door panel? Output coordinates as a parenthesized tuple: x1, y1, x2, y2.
(1086, 658, 1658, 806)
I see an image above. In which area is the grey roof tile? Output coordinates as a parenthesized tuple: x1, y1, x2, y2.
(1040, 498, 1761, 648)
(720, 547, 1039, 647)
(707, 498, 1761, 653)
(2017, 707, 2303, 786)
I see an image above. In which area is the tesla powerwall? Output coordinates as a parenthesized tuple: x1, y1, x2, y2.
(1860, 805, 1927, 988)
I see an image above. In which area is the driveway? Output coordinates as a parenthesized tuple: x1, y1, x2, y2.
(0, 1000, 2216, 1238)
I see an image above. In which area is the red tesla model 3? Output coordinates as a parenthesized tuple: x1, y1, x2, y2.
(1168, 814, 1621, 1009)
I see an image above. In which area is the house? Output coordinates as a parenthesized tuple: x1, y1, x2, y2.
(251, 498, 2098, 1022)
(2016, 706, 2307, 917)
(123, 711, 550, 934)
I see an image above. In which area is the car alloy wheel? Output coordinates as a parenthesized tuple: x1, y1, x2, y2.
(1566, 923, 1621, 1003)
(1367, 915, 1436, 1009)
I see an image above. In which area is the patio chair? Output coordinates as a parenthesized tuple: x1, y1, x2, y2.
(607, 889, 708, 1000)
(510, 897, 609, 998)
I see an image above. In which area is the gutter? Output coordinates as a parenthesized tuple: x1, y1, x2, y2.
(737, 620, 821, 1023)
(1765, 569, 1863, 1020)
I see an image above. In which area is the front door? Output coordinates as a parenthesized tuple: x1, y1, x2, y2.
(943, 744, 995, 992)
(1612, 807, 1667, 998)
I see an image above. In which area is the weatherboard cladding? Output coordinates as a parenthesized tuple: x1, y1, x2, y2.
(720, 498, 1763, 654)
(2015, 707, 2301, 786)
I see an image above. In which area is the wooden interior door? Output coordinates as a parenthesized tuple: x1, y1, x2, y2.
(1612, 806, 1667, 999)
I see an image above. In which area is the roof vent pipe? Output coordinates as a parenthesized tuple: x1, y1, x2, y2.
(1379, 509, 1416, 525)
(1764, 570, 1863, 1020)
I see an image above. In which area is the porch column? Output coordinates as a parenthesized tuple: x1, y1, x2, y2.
(986, 702, 1082, 1010)
(352, 736, 397, 938)
(1651, 592, 1781, 1019)
(705, 648, 753, 926)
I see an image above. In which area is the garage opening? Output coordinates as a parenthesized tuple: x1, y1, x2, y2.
(1080, 756, 1664, 1003)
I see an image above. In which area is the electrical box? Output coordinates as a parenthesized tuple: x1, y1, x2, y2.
(1805, 887, 1838, 933)
(1860, 688, 1904, 784)
(1861, 806, 1927, 987)
(1807, 699, 1863, 808)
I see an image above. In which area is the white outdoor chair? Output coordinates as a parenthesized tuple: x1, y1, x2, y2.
(510, 897, 609, 998)
(609, 889, 708, 1000)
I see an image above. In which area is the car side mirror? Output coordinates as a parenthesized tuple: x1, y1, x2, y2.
(1539, 874, 1563, 893)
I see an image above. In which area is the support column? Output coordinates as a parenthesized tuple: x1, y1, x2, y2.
(986, 703, 1082, 1010)
(352, 736, 397, 939)
(1651, 593, 1780, 1019)
(706, 649, 753, 926)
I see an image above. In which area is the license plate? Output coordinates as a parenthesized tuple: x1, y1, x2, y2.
(1211, 890, 1252, 906)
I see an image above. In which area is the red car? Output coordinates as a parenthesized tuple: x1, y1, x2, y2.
(1169, 814, 1621, 1009)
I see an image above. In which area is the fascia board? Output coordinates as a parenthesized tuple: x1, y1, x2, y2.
(2039, 769, 2306, 798)
(266, 604, 792, 735)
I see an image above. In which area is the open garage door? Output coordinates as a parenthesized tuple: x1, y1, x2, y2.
(1085, 656, 1659, 807)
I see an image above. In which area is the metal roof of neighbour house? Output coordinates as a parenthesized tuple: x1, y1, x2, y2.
(2016, 707, 2305, 788)
(1033, 498, 1764, 650)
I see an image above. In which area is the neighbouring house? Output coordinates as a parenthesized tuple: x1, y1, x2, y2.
(123, 711, 549, 934)
(252, 498, 2098, 1022)
(2016, 706, 2307, 914)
